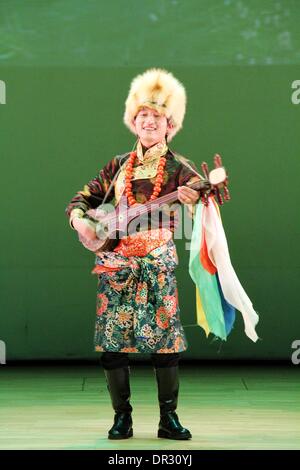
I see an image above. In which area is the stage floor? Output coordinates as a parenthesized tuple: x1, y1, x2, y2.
(0, 363, 299, 450)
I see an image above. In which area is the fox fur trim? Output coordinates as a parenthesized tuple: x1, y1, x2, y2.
(124, 68, 186, 142)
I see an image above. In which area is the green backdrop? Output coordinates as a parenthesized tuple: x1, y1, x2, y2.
(0, 0, 299, 360)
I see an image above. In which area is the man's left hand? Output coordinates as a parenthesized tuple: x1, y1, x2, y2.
(177, 186, 200, 205)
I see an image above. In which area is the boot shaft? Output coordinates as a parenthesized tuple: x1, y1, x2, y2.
(154, 366, 192, 440)
(104, 366, 133, 414)
(154, 366, 179, 415)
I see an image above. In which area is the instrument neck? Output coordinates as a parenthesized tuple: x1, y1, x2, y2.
(126, 180, 199, 219)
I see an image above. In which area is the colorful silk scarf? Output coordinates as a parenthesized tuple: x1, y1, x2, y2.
(189, 197, 259, 342)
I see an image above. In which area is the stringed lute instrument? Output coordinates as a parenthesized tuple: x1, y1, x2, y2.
(78, 154, 230, 253)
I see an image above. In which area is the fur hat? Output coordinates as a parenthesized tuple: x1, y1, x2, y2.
(124, 68, 186, 142)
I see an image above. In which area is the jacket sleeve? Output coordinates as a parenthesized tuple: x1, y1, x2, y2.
(177, 157, 203, 219)
(65, 155, 121, 229)
(177, 157, 201, 187)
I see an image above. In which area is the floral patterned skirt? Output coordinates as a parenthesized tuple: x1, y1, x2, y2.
(91, 231, 188, 354)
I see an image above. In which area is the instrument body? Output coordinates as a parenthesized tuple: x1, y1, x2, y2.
(78, 156, 230, 253)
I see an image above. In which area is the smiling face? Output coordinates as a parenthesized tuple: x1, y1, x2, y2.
(133, 106, 173, 147)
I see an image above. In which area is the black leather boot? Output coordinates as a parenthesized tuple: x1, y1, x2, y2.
(155, 366, 192, 440)
(104, 367, 133, 439)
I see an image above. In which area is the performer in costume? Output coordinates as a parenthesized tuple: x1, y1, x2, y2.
(65, 68, 259, 441)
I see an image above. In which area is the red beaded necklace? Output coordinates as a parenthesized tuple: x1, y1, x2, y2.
(125, 151, 167, 206)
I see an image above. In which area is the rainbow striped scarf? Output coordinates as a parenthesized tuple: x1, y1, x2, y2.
(189, 198, 259, 342)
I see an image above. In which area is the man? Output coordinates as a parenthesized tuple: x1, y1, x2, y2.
(65, 68, 208, 440)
